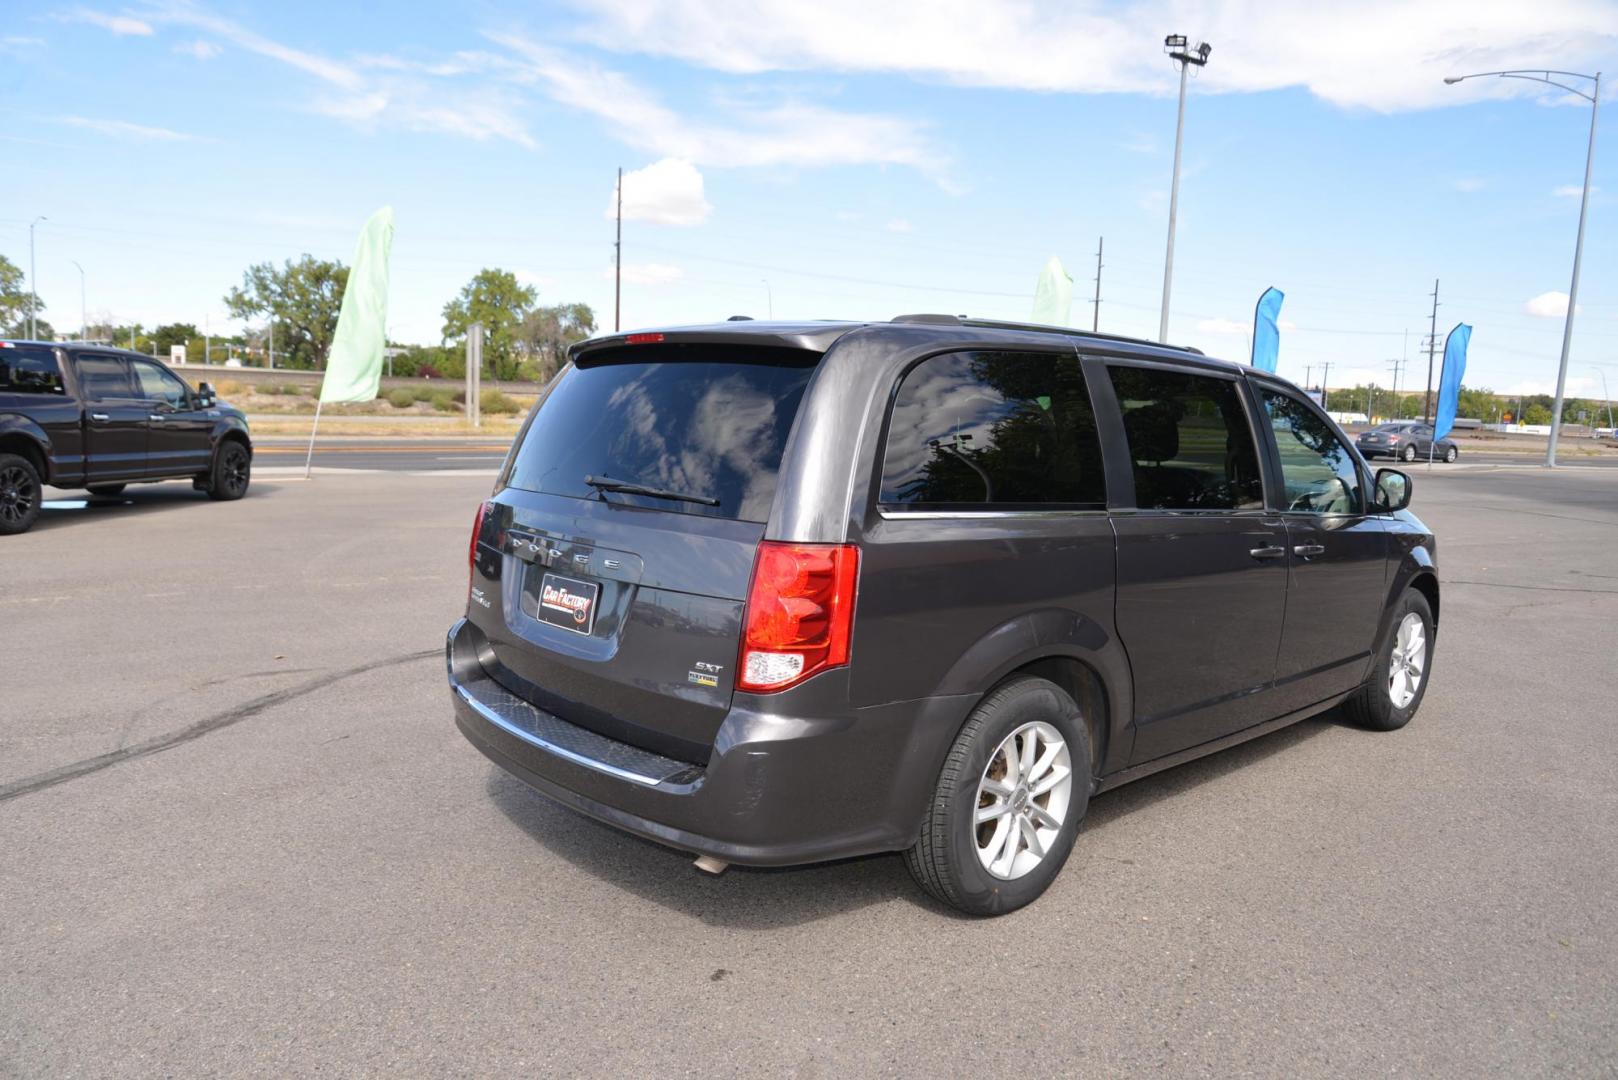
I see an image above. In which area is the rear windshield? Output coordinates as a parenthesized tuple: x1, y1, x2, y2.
(504, 344, 820, 522)
(0, 346, 66, 395)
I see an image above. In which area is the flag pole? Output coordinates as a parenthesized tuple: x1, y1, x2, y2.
(304, 398, 323, 479)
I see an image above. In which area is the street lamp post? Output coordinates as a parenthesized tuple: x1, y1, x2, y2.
(28, 217, 46, 339)
(70, 260, 85, 341)
(762, 279, 773, 319)
(1445, 68, 1601, 467)
(1593, 366, 1615, 433)
(1159, 35, 1212, 344)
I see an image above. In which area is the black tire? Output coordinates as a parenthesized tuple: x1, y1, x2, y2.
(207, 441, 251, 501)
(1401, 443, 1418, 462)
(1444, 445, 1458, 463)
(1339, 588, 1434, 732)
(86, 483, 126, 496)
(0, 452, 42, 535)
(906, 676, 1090, 916)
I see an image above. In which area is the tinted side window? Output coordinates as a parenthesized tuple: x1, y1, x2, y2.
(880, 350, 1106, 509)
(1107, 366, 1263, 510)
(76, 355, 133, 400)
(0, 346, 65, 394)
(1261, 387, 1363, 514)
(132, 360, 190, 407)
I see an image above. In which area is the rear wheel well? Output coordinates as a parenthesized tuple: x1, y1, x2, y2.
(0, 434, 48, 484)
(1409, 572, 1439, 633)
(1013, 656, 1109, 776)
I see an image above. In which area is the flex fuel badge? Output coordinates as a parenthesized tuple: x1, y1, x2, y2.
(687, 660, 723, 688)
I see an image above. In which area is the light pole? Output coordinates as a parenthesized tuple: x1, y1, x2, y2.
(761, 279, 773, 319)
(1593, 366, 1614, 433)
(1445, 68, 1600, 466)
(70, 260, 85, 341)
(28, 216, 46, 339)
(1158, 34, 1211, 344)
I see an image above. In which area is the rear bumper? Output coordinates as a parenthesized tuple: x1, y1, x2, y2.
(447, 618, 971, 867)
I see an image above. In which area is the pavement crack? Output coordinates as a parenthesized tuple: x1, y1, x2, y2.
(1446, 579, 1618, 596)
(0, 649, 438, 803)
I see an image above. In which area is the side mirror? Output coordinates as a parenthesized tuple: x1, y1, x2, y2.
(196, 381, 216, 407)
(1374, 468, 1412, 512)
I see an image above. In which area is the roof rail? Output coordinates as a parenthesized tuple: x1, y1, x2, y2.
(889, 313, 1205, 356)
(890, 313, 965, 325)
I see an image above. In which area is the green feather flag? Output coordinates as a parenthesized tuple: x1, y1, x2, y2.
(1031, 255, 1073, 326)
(320, 206, 395, 404)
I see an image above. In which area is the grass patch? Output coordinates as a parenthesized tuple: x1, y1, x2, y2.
(480, 389, 521, 415)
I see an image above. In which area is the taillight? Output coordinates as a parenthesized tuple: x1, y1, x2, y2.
(467, 500, 491, 601)
(737, 541, 858, 692)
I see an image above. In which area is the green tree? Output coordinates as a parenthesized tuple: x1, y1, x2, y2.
(152, 323, 198, 357)
(224, 255, 348, 369)
(0, 253, 48, 338)
(1455, 385, 1498, 422)
(441, 269, 536, 381)
(1523, 403, 1554, 426)
(519, 302, 596, 382)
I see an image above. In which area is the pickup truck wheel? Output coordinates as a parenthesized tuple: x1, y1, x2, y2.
(207, 442, 251, 501)
(0, 453, 43, 535)
(86, 484, 126, 496)
(905, 676, 1089, 916)
(1340, 588, 1434, 732)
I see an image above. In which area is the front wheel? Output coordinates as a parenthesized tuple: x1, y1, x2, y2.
(207, 441, 251, 501)
(1444, 445, 1458, 463)
(1401, 443, 1418, 462)
(0, 453, 42, 535)
(906, 676, 1089, 916)
(1339, 588, 1434, 732)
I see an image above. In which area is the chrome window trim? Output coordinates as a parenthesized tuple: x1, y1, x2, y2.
(455, 684, 664, 787)
(877, 507, 1109, 520)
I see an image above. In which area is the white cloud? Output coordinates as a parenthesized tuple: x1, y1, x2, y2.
(490, 32, 946, 177)
(1524, 291, 1580, 318)
(566, 0, 1618, 112)
(1452, 177, 1486, 193)
(608, 158, 713, 226)
(1196, 318, 1248, 336)
(1553, 184, 1596, 198)
(3, 35, 46, 47)
(606, 262, 685, 286)
(55, 115, 198, 141)
(885, 217, 913, 233)
(174, 39, 220, 60)
(66, 9, 153, 36)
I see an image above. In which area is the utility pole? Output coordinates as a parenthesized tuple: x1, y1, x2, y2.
(1423, 279, 1440, 422)
(1304, 365, 1312, 391)
(28, 217, 45, 339)
(1090, 237, 1104, 332)
(269, 321, 275, 370)
(614, 166, 623, 333)
(1319, 361, 1332, 412)
(1158, 35, 1212, 343)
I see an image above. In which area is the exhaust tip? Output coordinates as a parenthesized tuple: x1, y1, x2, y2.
(693, 854, 730, 875)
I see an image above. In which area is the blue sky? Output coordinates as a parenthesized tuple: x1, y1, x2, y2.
(3, 1, 1616, 399)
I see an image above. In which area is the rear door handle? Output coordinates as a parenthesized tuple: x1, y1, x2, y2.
(149, 414, 165, 421)
(90, 412, 109, 422)
(1249, 546, 1287, 561)
(1294, 544, 1326, 557)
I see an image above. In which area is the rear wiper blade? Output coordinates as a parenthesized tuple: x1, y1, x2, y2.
(584, 474, 721, 507)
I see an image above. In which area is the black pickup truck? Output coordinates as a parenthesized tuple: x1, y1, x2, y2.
(0, 340, 252, 535)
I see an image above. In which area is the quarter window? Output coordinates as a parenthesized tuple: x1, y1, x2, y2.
(1260, 387, 1363, 514)
(0, 346, 65, 394)
(1107, 366, 1263, 511)
(880, 350, 1106, 509)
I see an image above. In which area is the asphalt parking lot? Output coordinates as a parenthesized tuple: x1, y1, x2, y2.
(4, 465, 1616, 1076)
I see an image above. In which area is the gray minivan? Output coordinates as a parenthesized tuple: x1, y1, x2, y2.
(447, 317, 1438, 915)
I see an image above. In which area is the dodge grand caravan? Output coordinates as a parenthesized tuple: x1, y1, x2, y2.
(447, 316, 1438, 915)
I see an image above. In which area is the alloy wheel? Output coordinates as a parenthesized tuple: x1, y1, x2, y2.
(1388, 612, 1427, 709)
(0, 464, 36, 526)
(222, 447, 249, 495)
(973, 721, 1074, 880)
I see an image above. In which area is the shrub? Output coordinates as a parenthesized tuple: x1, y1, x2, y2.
(480, 389, 521, 415)
(430, 390, 461, 412)
(385, 388, 418, 409)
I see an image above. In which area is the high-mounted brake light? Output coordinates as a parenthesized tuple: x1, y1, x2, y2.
(467, 500, 491, 602)
(625, 332, 665, 344)
(737, 542, 858, 693)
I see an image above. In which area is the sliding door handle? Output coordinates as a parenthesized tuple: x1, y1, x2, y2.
(1249, 546, 1287, 561)
(90, 412, 110, 422)
(1294, 544, 1326, 557)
